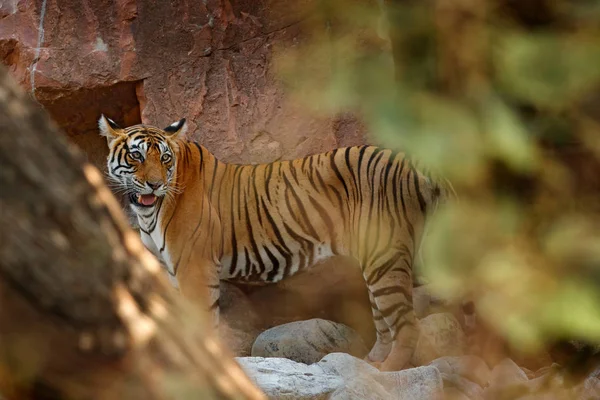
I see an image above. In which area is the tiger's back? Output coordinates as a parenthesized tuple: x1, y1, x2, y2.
(214, 145, 439, 286)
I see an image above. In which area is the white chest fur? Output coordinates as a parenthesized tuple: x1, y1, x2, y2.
(138, 214, 179, 289)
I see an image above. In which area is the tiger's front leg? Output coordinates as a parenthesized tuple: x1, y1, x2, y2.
(177, 256, 222, 327)
(170, 201, 223, 327)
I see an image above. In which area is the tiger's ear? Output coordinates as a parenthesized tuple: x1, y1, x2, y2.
(98, 115, 124, 145)
(163, 118, 187, 138)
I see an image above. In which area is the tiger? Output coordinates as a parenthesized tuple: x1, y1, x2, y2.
(98, 115, 448, 371)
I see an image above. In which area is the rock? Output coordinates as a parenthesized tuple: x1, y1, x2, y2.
(412, 313, 467, 366)
(444, 387, 471, 400)
(482, 358, 530, 400)
(488, 358, 528, 388)
(532, 364, 560, 379)
(320, 352, 443, 400)
(238, 357, 342, 399)
(430, 355, 491, 387)
(237, 353, 443, 400)
(521, 367, 535, 380)
(430, 356, 491, 387)
(523, 370, 564, 393)
(578, 365, 600, 400)
(251, 319, 368, 364)
(441, 373, 483, 400)
(243, 257, 375, 348)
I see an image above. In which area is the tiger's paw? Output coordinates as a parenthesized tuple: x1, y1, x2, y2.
(378, 356, 414, 372)
(363, 355, 383, 370)
(368, 360, 383, 369)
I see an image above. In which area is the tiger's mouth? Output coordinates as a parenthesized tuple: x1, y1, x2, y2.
(129, 193, 159, 208)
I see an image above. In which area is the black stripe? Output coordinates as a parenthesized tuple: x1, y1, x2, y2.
(365, 148, 383, 189)
(208, 298, 220, 310)
(314, 168, 333, 202)
(273, 242, 293, 280)
(382, 152, 395, 214)
(307, 195, 338, 254)
(208, 156, 219, 201)
(265, 163, 274, 202)
(366, 251, 403, 285)
(243, 247, 253, 278)
(282, 221, 315, 269)
(356, 146, 368, 204)
(193, 142, 204, 174)
(378, 302, 410, 319)
(236, 166, 244, 221)
(264, 246, 281, 281)
(289, 162, 300, 185)
(391, 320, 413, 339)
(390, 159, 402, 222)
(306, 165, 321, 192)
(228, 167, 244, 276)
(329, 149, 349, 198)
(159, 200, 179, 252)
(283, 174, 319, 239)
(413, 168, 427, 213)
(245, 200, 266, 277)
(260, 197, 292, 253)
(399, 173, 415, 239)
(252, 166, 263, 226)
(327, 184, 347, 223)
(372, 286, 411, 300)
(344, 147, 358, 201)
(301, 156, 308, 173)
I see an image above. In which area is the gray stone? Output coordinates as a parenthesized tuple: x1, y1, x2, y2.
(578, 366, 600, 400)
(237, 353, 443, 400)
(237, 357, 341, 399)
(251, 319, 368, 364)
(429, 355, 491, 386)
(321, 353, 443, 400)
(412, 313, 467, 366)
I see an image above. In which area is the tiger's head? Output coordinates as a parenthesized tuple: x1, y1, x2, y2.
(98, 115, 187, 209)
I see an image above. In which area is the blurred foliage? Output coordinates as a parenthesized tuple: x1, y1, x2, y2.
(273, 0, 600, 358)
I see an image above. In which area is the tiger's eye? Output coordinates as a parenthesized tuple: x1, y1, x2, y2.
(130, 151, 143, 161)
(161, 154, 172, 163)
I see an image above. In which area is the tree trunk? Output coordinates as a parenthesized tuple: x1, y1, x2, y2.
(0, 66, 264, 400)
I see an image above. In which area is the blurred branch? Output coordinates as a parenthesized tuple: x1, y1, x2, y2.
(0, 65, 264, 400)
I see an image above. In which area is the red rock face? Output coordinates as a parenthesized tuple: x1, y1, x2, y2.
(0, 0, 367, 169)
(0, 0, 372, 346)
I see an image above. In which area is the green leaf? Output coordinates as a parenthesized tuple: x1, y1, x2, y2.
(495, 32, 600, 110)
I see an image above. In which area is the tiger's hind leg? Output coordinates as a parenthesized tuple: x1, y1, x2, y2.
(365, 291, 393, 363)
(363, 252, 418, 371)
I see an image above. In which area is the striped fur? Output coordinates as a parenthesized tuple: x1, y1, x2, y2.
(99, 116, 448, 371)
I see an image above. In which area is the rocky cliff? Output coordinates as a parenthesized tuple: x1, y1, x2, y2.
(0, 0, 366, 170)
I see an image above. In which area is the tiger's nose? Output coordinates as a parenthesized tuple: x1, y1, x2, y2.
(147, 181, 161, 190)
